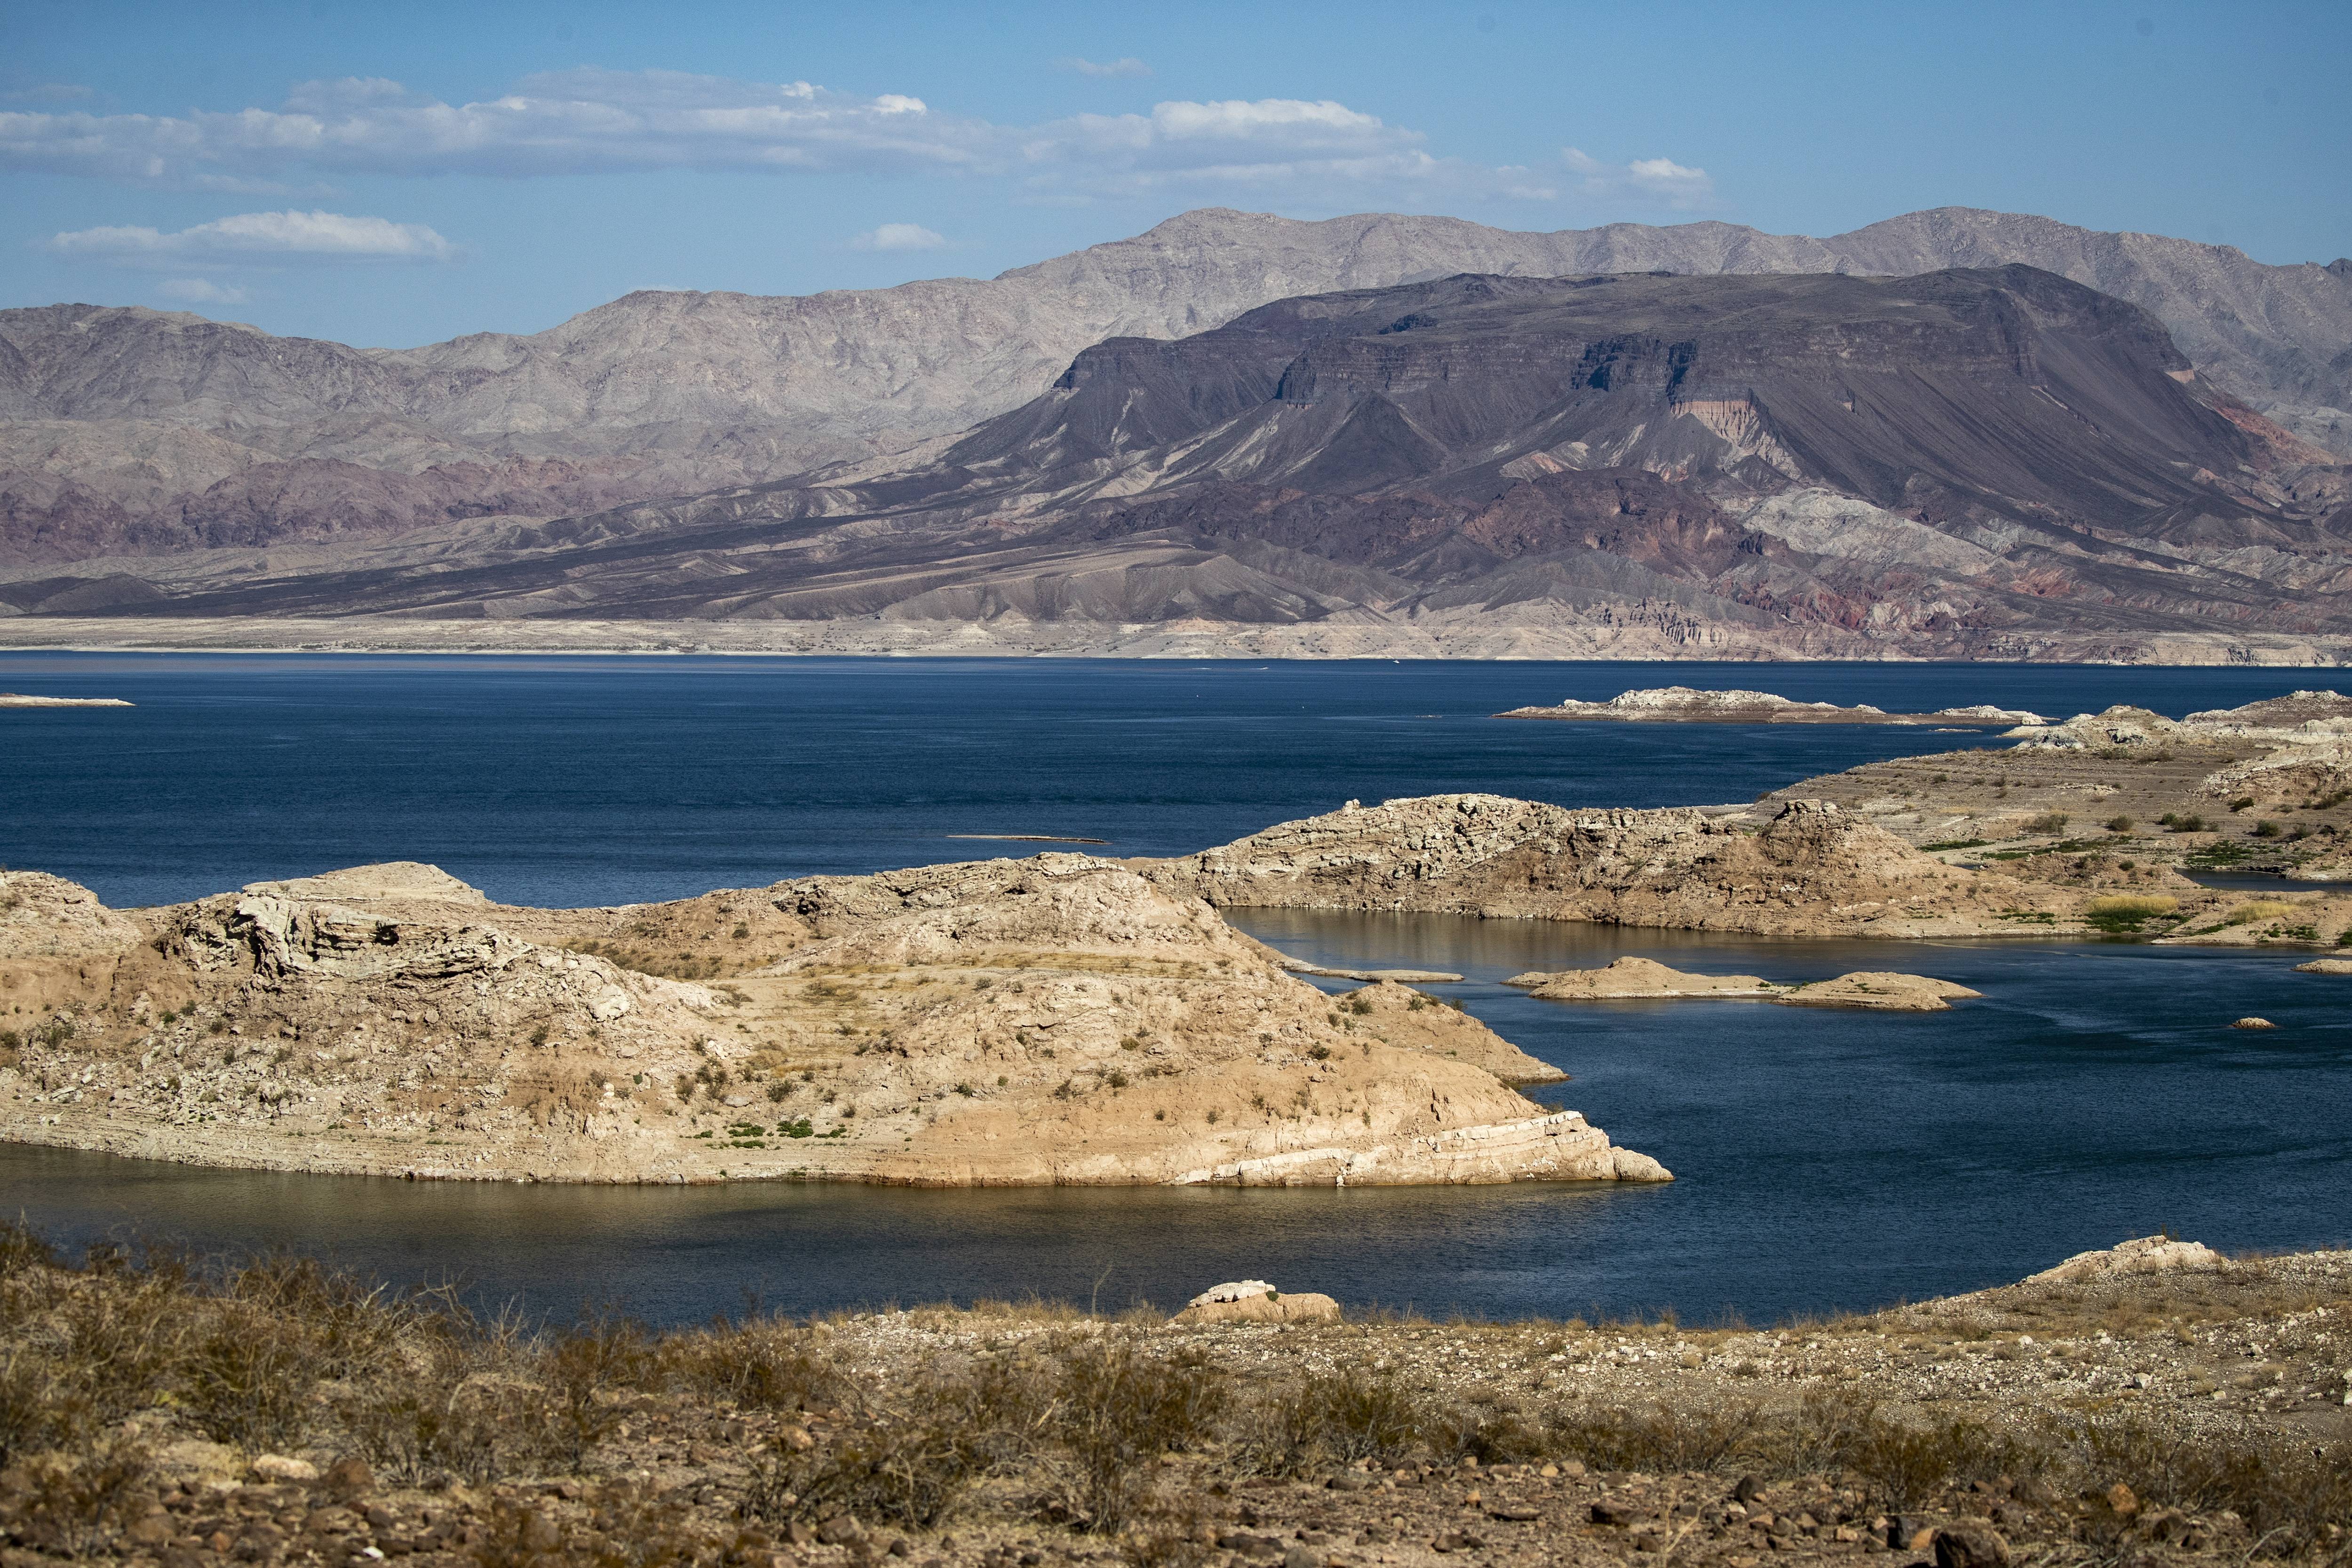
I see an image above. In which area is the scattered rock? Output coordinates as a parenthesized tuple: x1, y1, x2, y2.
(249, 1454, 318, 1483)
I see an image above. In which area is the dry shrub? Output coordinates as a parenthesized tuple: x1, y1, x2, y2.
(2223, 900, 2295, 927)
(770, 1355, 1054, 1530)
(663, 1322, 848, 1413)
(1770, 1392, 2034, 1510)
(1539, 1399, 1762, 1473)
(341, 1303, 549, 1485)
(12, 1435, 151, 1559)
(1050, 1339, 1226, 1532)
(0, 1345, 78, 1466)
(2057, 1412, 2352, 1551)
(1238, 1367, 1422, 1475)
(227, 1252, 412, 1378)
(1119, 1486, 1217, 1568)
(183, 1299, 318, 1449)
(539, 1308, 656, 1472)
(339, 1363, 522, 1486)
(48, 1263, 191, 1425)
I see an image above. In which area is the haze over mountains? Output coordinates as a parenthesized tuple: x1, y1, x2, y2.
(2, 205, 2349, 660)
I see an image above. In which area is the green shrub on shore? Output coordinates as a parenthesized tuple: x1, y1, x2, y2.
(2084, 894, 2179, 933)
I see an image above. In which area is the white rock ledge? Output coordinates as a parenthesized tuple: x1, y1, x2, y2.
(1166, 1109, 1672, 1188)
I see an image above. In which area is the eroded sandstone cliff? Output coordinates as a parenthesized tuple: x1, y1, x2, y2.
(1148, 794, 2075, 938)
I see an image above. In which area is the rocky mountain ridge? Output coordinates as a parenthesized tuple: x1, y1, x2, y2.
(13, 264, 2339, 662)
(4, 205, 2348, 566)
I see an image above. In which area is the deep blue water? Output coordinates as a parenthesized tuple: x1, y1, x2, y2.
(0, 652, 2330, 910)
(2, 653, 2347, 1325)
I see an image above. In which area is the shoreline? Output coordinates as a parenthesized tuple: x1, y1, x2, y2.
(0, 1222, 2345, 1568)
(4, 615, 2352, 665)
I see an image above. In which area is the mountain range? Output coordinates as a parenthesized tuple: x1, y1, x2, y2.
(2, 206, 2349, 660)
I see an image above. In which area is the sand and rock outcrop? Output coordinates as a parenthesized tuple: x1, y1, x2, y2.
(1150, 794, 2075, 938)
(2026, 1235, 2228, 1283)
(1505, 957, 1779, 999)
(1775, 972, 1983, 1011)
(0, 855, 1669, 1189)
(1498, 687, 2042, 727)
(1754, 690, 2352, 927)
(1501, 956, 1979, 1011)
(1170, 1279, 1343, 1325)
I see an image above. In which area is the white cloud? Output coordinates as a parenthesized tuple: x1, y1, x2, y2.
(156, 277, 249, 304)
(1563, 147, 1715, 209)
(46, 210, 457, 265)
(0, 70, 1714, 212)
(853, 223, 945, 251)
(1058, 56, 1152, 78)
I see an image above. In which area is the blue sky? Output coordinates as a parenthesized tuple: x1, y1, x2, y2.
(4, 0, 2346, 348)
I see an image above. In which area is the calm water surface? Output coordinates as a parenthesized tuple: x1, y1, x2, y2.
(2, 654, 2347, 1323)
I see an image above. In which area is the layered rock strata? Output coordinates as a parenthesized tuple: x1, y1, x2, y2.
(0, 856, 1667, 1188)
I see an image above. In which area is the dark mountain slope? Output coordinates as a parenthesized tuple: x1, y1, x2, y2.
(12, 263, 2346, 661)
(3, 205, 2348, 568)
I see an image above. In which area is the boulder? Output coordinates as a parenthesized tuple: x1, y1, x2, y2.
(2293, 958, 2352, 974)
(1171, 1281, 1342, 1325)
(1932, 1523, 2011, 1568)
(2231, 1016, 2278, 1029)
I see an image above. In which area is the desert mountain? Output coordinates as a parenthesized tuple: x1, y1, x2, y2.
(2, 205, 2348, 567)
(15, 263, 2343, 661)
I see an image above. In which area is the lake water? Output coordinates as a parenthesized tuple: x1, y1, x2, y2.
(3, 653, 2348, 1324)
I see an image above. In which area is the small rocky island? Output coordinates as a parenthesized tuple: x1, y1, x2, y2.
(1496, 686, 2045, 726)
(1501, 956, 1981, 1011)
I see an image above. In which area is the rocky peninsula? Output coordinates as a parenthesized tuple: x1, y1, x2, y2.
(1745, 689, 2352, 940)
(0, 856, 1665, 1188)
(1496, 687, 2043, 727)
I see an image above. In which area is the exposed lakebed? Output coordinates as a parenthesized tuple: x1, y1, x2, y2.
(2, 654, 2348, 1323)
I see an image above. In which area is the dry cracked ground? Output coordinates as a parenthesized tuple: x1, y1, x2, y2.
(2, 1234, 2348, 1568)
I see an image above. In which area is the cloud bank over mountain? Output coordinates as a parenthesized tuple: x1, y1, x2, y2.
(0, 68, 1706, 212)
